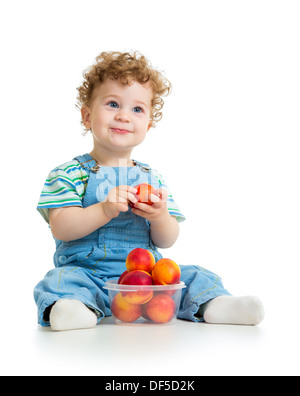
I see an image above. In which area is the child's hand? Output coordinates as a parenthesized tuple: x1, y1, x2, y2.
(130, 188, 169, 224)
(102, 186, 138, 219)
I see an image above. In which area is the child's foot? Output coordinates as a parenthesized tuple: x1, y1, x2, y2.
(203, 295, 264, 325)
(49, 299, 97, 331)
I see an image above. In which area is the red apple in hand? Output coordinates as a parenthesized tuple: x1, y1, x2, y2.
(129, 183, 158, 207)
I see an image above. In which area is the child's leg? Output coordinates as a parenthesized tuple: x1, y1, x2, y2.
(202, 295, 264, 325)
(179, 265, 264, 325)
(34, 267, 109, 329)
(49, 299, 97, 331)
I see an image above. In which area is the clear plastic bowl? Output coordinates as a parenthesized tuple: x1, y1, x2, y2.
(104, 280, 186, 325)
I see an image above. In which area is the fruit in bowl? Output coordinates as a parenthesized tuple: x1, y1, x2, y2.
(106, 280, 185, 325)
(119, 270, 153, 304)
(126, 248, 155, 274)
(152, 258, 181, 285)
(118, 270, 128, 284)
(146, 294, 176, 323)
(111, 293, 142, 323)
(106, 249, 184, 324)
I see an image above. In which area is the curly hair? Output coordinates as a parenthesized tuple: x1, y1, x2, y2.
(76, 51, 171, 132)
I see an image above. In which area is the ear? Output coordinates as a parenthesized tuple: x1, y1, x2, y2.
(147, 120, 152, 132)
(81, 106, 91, 130)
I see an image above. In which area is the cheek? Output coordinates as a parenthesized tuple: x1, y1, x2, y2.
(135, 128, 149, 145)
(91, 110, 110, 126)
(137, 114, 151, 129)
(136, 120, 150, 136)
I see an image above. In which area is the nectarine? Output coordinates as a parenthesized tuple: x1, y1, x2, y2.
(141, 303, 151, 321)
(146, 294, 176, 323)
(111, 292, 142, 323)
(120, 270, 153, 304)
(126, 248, 155, 274)
(118, 270, 128, 284)
(129, 183, 157, 207)
(152, 258, 181, 285)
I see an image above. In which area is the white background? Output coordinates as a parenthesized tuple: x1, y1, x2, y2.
(1, 0, 299, 376)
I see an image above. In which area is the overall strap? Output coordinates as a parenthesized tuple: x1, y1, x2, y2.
(73, 153, 100, 174)
(74, 154, 152, 174)
(132, 159, 151, 173)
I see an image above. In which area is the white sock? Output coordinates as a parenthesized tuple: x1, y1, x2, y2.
(203, 295, 264, 325)
(49, 299, 97, 331)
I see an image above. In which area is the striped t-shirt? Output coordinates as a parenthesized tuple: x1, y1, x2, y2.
(37, 159, 186, 224)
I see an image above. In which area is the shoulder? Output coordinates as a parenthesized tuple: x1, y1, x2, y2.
(149, 167, 167, 186)
(47, 159, 88, 185)
(37, 159, 87, 224)
(133, 160, 165, 183)
(51, 159, 86, 175)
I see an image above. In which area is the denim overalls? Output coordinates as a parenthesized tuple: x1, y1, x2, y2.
(34, 153, 230, 326)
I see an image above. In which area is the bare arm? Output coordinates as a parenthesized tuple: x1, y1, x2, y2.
(150, 214, 180, 249)
(131, 189, 180, 249)
(49, 203, 110, 242)
(49, 185, 137, 242)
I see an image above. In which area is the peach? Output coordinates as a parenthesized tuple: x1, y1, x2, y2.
(120, 270, 153, 304)
(146, 294, 176, 323)
(120, 270, 153, 286)
(141, 303, 151, 321)
(152, 258, 181, 285)
(111, 292, 142, 323)
(118, 270, 128, 284)
(126, 248, 155, 274)
(129, 183, 158, 207)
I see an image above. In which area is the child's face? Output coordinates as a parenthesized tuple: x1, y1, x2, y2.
(81, 78, 153, 155)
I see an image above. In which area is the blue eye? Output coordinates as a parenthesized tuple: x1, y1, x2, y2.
(133, 106, 143, 113)
(108, 101, 119, 108)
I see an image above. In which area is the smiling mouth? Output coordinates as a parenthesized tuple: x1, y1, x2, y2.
(111, 128, 132, 134)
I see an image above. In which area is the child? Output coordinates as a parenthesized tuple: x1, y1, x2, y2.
(34, 51, 264, 331)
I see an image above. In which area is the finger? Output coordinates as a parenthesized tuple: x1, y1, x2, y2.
(127, 192, 138, 204)
(117, 190, 137, 204)
(131, 208, 149, 219)
(157, 188, 168, 202)
(114, 189, 129, 203)
(118, 185, 138, 194)
(133, 202, 154, 213)
(113, 196, 128, 203)
(118, 203, 129, 212)
(149, 193, 160, 203)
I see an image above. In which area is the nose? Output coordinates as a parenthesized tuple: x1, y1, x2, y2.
(115, 110, 131, 123)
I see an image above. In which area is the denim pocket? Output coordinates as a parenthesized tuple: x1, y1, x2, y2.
(55, 244, 103, 267)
